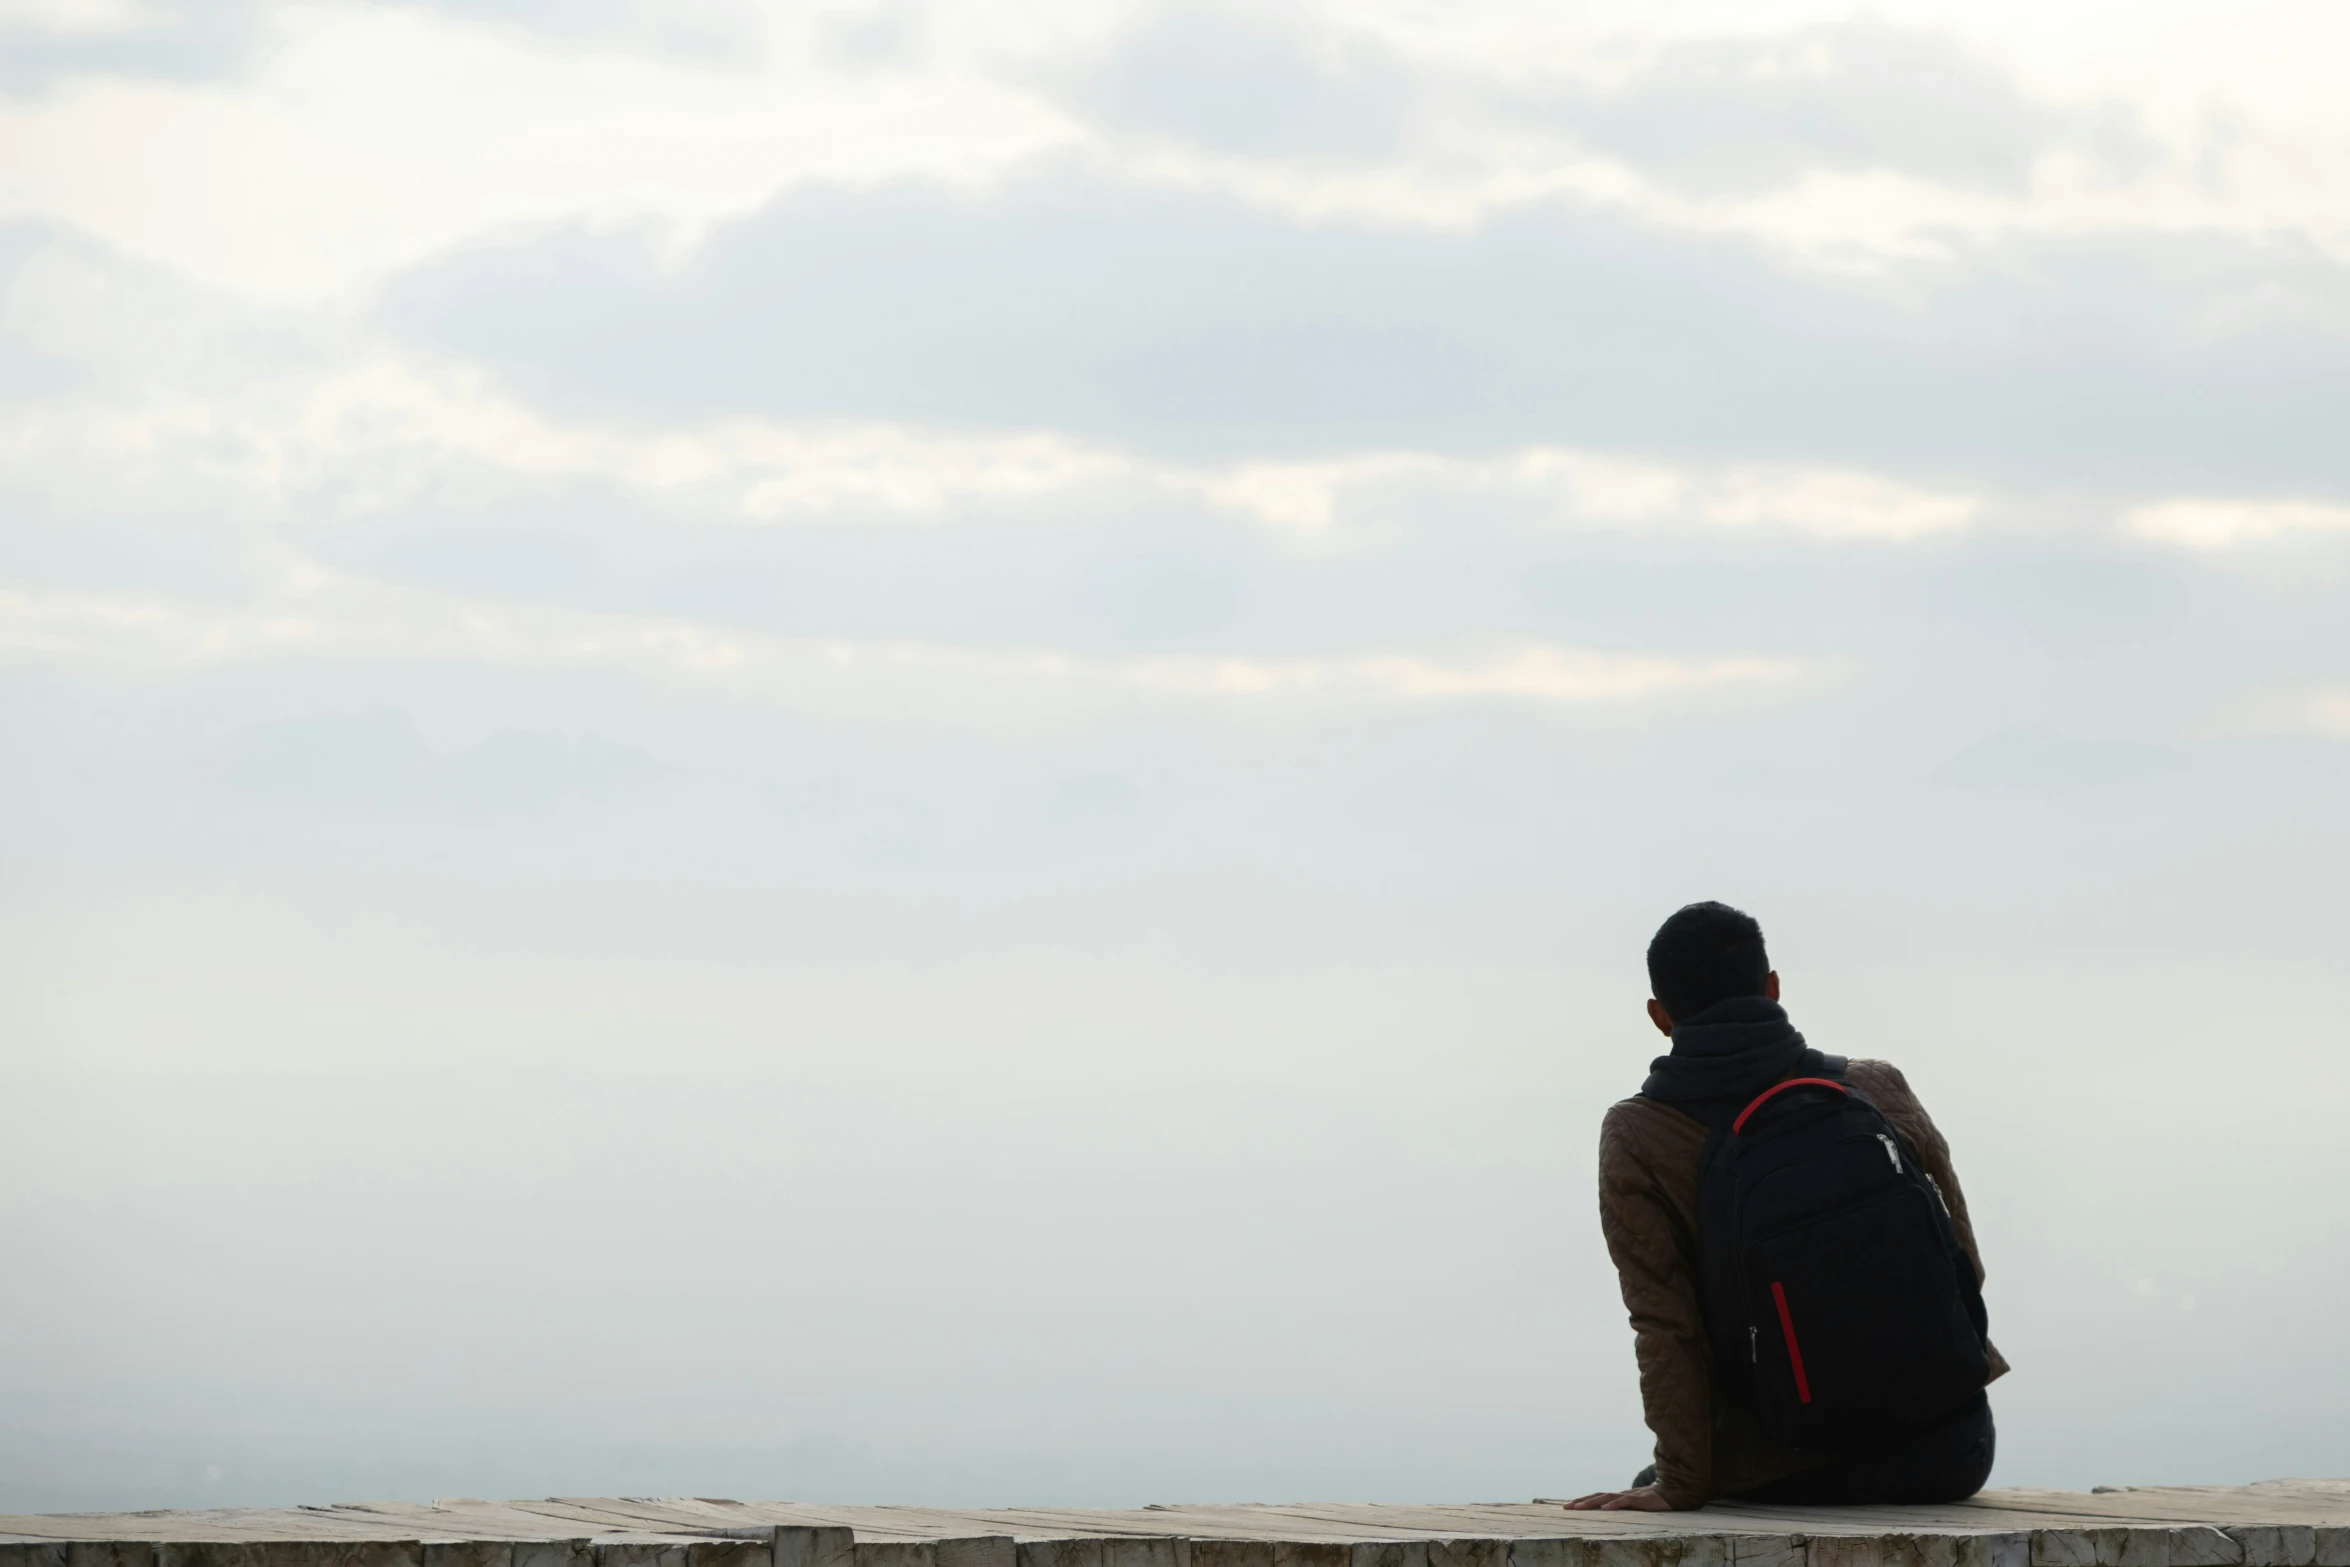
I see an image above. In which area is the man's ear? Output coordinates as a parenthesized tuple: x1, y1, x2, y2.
(1646, 998, 1674, 1037)
(1764, 971, 1781, 1002)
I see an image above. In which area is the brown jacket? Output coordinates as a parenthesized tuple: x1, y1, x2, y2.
(1597, 1059, 2009, 1508)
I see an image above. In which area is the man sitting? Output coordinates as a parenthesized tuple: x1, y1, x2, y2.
(1566, 901, 2007, 1511)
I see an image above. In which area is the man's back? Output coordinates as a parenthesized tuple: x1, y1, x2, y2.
(1565, 901, 2006, 1513)
(1597, 1058, 2010, 1507)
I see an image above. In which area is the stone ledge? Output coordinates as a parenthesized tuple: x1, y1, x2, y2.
(5, 1485, 2347, 1567)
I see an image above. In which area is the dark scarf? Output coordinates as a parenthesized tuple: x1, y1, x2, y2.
(1639, 994, 1834, 1126)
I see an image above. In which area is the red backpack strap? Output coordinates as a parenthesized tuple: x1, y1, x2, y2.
(1732, 1076, 1850, 1134)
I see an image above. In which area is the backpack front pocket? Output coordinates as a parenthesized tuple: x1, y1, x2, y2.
(1744, 1184, 1989, 1448)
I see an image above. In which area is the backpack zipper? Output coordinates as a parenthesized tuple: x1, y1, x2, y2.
(1749, 1324, 1758, 1363)
(1876, 1133, 1902, 1172)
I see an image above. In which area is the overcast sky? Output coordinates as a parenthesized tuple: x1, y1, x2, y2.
(4, 0, 2349, 1518)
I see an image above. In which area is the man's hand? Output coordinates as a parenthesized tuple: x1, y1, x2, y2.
(1561, 1485, 1675, 1511)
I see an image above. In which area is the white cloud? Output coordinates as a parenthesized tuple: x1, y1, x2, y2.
(2296, 689, 2350, 738)
(1507, 448, 1691, 521)
(0, 303, 1144, 522)
(0, 250, 1983, 541)
(0, 575, 1803, 727)
(2239, 685, 2350, 740)
(1199, 452, 1456, 531)
(0, 0, 150, 29)
(1701, 465, 1979, 539)
(1197, 446, 1975, 541)
(7, 0, 2350, 301)
(0, 1, 1080, 303)
(266, 363, 1141, 515)
(2124, 497, 2350, 550)
(1125, 642, 1799, 703)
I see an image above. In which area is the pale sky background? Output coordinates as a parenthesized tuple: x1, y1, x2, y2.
(4, 0, 2350, 1518)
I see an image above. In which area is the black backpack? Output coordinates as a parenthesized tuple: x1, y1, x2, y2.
(1693, 1060, 1990, 1453)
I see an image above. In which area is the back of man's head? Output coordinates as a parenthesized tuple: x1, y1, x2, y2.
(1646, 900, 1771, 1023)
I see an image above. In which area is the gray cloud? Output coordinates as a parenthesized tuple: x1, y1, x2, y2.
(374, 0, 766, 65)
(1043, 11, 2146, 196)
(1542, 21, 2148, 196)
(0, 2, 262, 96)
(816, 1, 926, 71)
(0, 0, 771, 94)
(377, 169, 2350, 490)
(1051, 4, 1414, 159)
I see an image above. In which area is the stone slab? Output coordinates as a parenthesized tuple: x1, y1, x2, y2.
(4, 1484, 2348, 1567)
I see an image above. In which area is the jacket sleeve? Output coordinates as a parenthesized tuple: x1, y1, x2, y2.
(1597, 1102, 1714, 1509)
(1854, 1060, 2012, 1380)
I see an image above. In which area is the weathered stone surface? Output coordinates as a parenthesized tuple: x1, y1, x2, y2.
(1804, 1541, 1877, 1567)
(1189, 1543, 1273, 1567)
(156, 1544, 425, 1567)
(1020, 1541, 1103, 1567)
(851, 1545, 933, 1567)
(1811, 1533, 2032, 1567)
(2023, 1530, 2210, 1567)
(1426, 1541, 1504, 1567)
(1272, 1543, 1347, 1567)
(1505, 1540, 1579, 1567)
(2166, 1530, 2241, 1567)
(1652, 1538, 1732, 1567)
(2034, 1533, 2116, 1567)
(2230, 1528, 2314, 1567)
(1953, 1536, 2029, 1567)
(5, 1484, 2346, 1567)
(423, 1543, 513, 1567)
(684, 1542, 765, 1567)
(592, 1540, 692, 1567)
(1811, 1535, 1962, 1567)
(775, 1530, 851, 1567)
(935, 1539, 1013, 1567)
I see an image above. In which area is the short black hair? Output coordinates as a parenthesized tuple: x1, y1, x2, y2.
(1646, 901, 1771, 1022)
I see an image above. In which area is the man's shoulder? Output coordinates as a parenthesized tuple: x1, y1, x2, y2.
(1845, 1057, 1916, 1101)
(1598, 1094, 1707, 1210)
(1603, 1092, 1700, 1128)
(1600, 1093, 1706, 1157)
(1847, 1059, 1946, 1136)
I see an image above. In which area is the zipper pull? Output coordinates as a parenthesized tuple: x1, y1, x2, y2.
(1750, 1325, 1758, 1363)
(1877, 1133, 1902, 1172)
